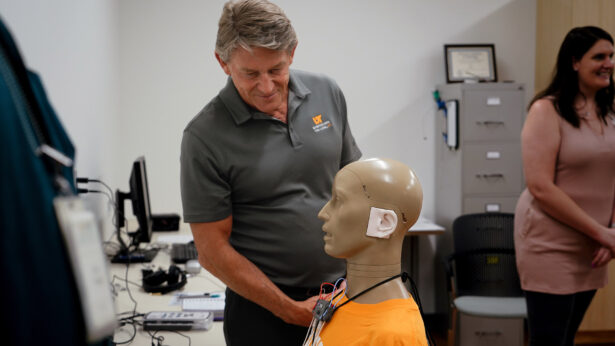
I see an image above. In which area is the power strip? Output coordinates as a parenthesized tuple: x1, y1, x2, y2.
(143, 311, 213, 331)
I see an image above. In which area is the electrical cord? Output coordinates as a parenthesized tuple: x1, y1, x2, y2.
(403, 273, 436, 346)
(78, 176, 164, 259)
(113, 310, 143, 345)
(73, 184, 138, 278)
(303, 278, 347, 346)
(125, 262, 139, 316)
(72, 178, 141, 343)
(75, 176, 129, 256)
(147, 329, 192, 346)
(77, 177, 192, 345)
(113, 322, 137, 345)
(333, 273, 403, 311)
(304, 273, 436, 346)
(76, 176, 120, 235)
(111, 274, 142, 291)
(78, 176, 194, 345)
(76, 177, 114, 198)
(77, 188, 112, 201)
(150, 332, 164, 346)
(111, 261, 141, 345)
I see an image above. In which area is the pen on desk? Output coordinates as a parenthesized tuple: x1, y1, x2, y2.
(176, 293, 220, 299)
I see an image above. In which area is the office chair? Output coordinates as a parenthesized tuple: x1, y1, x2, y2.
(445, 213, 527, 346)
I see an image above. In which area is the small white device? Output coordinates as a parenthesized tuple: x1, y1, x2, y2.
(185, 259, 202, 274)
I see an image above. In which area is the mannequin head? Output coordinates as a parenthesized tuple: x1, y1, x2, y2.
(318, 158, 423, 265)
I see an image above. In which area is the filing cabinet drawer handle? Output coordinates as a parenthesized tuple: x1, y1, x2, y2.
(475, 121, 505, 126)
(475, 173, 504, 179)
(475, 331, 503, 337)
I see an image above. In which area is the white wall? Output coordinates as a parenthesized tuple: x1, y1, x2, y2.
(0, 0, 535, 224)
(1, 0, 535, 312)
(118, 0, 536, 222)
(117, 0, 535, 313)
(0, 0, 120, 234)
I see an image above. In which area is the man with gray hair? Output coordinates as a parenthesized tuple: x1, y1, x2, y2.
(180, 0, 361, 344)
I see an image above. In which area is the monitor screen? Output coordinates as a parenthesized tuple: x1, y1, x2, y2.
(129, 156, 153, 244)
(112, 156, 157, 263)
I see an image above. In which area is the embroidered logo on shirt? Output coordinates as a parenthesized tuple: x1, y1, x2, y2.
(312, 114, 332, 133)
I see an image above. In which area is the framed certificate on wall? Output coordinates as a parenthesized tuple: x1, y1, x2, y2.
(444, 44, 497, 83)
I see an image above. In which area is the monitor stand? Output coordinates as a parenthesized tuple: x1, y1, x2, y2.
(111, 248, 159, 263)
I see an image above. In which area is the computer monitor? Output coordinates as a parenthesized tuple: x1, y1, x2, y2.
(127, 156, 153, 243)
(113, 156, 156, 262)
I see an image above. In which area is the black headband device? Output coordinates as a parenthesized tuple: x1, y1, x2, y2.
(141, 265, 187, 294)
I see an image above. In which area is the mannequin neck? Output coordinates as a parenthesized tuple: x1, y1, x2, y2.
(345, 262, 409, 303)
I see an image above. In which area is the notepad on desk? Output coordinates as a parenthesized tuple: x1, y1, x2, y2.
(181, 292, 225, 321)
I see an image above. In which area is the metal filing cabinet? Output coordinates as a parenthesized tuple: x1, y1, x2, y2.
(432, 82, 526, 315)
(435, 82, 525, 225)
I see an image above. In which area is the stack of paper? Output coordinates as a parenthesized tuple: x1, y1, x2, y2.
(181, 292, 225, 321)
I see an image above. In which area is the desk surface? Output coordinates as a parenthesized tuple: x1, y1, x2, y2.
(111, 230, 227, 346)
(110, 218, 443, 345)
(408, 216, 445, 235)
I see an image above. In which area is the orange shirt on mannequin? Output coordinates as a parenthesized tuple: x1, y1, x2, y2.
(315, 295, 428, 346)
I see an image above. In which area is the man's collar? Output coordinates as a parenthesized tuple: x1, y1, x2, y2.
(219, 70, 311, 125)
(219, 77, 252, 125)
(288, 70, 311, 99)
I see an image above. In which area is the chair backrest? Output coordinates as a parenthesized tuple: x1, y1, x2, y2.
(451, 213, 522, 297)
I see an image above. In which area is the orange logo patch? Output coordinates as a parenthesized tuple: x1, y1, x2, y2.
(312, 114, 323, 125)
(311, 113, 332, 133)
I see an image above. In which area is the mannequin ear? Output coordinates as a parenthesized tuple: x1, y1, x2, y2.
(365, 207, 398, 239)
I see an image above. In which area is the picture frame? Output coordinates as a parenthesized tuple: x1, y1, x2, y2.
(444, 44, 497, 83)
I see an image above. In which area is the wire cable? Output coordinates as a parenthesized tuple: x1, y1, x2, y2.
(76, 176, 120, 241)
(403, 273, 436, 346)
(77, 177, 114, 198)
(78, 188, 112, 201)
(304, 273, 436, 346)
(111, 274, 142, 290)
(111, 262, 141, 345)
(147, 329, 192, 346)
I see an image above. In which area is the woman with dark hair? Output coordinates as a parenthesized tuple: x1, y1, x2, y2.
(515, 26, 615, 345)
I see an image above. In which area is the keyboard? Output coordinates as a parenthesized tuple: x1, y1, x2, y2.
(111, 248, 159, 263)
(171, 242, 198, 263)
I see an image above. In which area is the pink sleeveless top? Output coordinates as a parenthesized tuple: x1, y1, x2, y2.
(514, 112, 615, 294)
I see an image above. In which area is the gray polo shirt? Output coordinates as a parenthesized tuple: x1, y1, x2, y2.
(180, 69, 361, 287)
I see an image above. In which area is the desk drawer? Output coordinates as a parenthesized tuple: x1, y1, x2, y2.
(463, 90, 524, 142)
(458, 314, 524, 346)
(463, 143, 522, 194)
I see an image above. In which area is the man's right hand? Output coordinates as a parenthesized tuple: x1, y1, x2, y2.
(279, 295, 320, 327)
(279, 280, 346, 327)
(191, 217, 325, 328)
